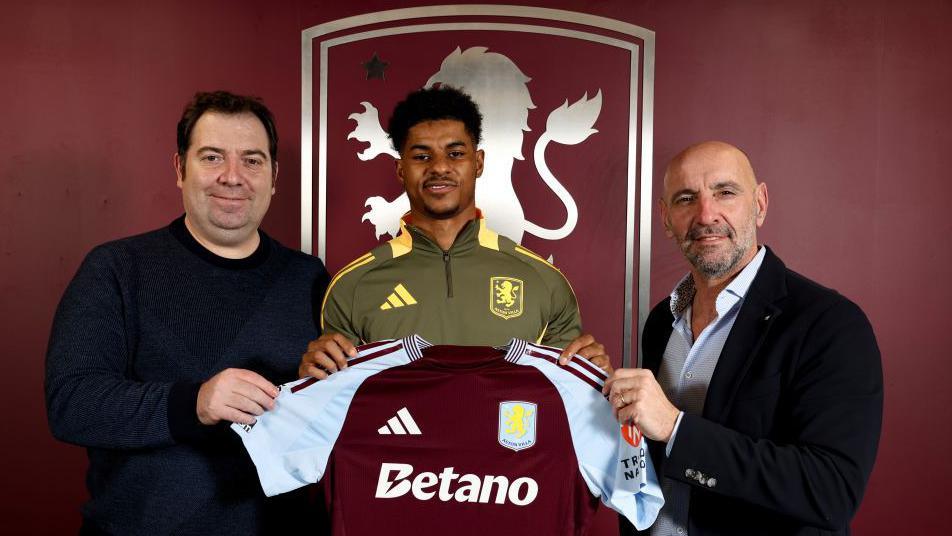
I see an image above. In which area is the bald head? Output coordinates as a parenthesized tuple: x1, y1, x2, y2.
(660, 141, 768, 283)
(663, 141, 757, 201)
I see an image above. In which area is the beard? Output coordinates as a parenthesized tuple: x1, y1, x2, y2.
(419, 176, 469, 219)
(421, 198, 462, 219)
(679, 210, 757, 280)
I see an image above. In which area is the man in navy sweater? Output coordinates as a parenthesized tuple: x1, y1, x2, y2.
(45, 91, 330, 535)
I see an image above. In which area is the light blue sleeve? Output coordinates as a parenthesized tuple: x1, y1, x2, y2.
(231, 340, 413, 496)
(665, 411, 685, 457)
(517, 345, 664, 530)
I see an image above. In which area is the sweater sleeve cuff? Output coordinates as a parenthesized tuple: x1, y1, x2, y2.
(167, 381, 210, 443)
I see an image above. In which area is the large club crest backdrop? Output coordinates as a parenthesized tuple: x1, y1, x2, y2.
(302, 6, 654, 367)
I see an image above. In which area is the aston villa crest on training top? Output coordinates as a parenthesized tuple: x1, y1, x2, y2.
(302, 6, 654, 367)
(490, 276, 524, 320)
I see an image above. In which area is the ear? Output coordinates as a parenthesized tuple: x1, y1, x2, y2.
(395, 157, 406, 185)
(474, 149, 485, 178)
(659, 197, 673, 238)
(173, 153, 184, 188)
(271, 161, 279, 195)
(754, 182, 768, 227)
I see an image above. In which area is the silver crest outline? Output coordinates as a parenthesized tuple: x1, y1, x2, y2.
(301, 5, 654, 367)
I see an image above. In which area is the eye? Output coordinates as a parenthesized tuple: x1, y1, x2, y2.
(244, 157, 263, 167)
(448, 150, 465, 159)
(200, 154, 223, 163)
(412, 153, 430, 161)
(674, 194, 694, 205)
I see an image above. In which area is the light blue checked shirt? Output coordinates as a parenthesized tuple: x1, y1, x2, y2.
(649, 246, 766, 536)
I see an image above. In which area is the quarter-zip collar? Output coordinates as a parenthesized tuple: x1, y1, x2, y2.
(396, 210, 491, 256)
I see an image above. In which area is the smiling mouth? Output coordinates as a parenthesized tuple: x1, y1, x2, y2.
(210, 194, 249, 201)
(423, 182, 457, 193)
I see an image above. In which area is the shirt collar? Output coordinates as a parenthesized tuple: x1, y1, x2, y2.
(669, 246, 767, 319)
(399, 209, 486, 254)
(169, 214, 271, 270)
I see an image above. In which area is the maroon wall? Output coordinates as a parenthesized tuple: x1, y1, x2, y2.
(1, 0, 308, 530)
(2, 0, 948, 533)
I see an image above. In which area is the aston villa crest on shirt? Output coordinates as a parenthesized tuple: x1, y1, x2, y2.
(491, 277, 524, 320)
(498, 401, 537, 451)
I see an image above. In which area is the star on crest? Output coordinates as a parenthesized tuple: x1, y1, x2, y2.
(362, 53, 389, 80)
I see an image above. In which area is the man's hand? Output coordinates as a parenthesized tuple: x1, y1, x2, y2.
(603, 368, 680, 442)
(298, 332, 357, 379)
(196, 368, 279, 426)
(558, 332, 613, 373)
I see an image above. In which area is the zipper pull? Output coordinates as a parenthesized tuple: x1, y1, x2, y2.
(442, 251, 453, 298)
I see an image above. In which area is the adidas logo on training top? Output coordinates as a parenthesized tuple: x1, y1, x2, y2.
(377, 407, 422, 435)
(379, 283, 417, 310)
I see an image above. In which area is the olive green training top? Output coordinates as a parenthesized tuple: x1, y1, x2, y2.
(321, 215, 582, 347)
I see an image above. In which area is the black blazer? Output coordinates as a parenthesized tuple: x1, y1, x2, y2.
(625, 248, 882, 535)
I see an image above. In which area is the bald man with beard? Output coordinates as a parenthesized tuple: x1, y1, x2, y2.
(606, 141, 882, 535)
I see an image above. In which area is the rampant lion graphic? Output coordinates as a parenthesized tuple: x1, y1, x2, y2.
(347, 46, 602, 245)
(495, 280, 520, 308)
(504, 404, 534, 439)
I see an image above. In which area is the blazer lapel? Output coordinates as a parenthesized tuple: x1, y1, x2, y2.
(642, 297, 673, 374)
(702, 248, 787, 423)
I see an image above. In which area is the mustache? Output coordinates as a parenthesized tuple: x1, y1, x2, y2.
(685, 224, 734, 241)
(423, 176, 457, 187)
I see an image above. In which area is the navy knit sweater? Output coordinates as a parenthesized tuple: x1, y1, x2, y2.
(45, 217, 329, 535)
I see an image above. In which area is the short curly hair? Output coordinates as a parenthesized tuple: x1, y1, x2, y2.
(387, 86, 483, 154)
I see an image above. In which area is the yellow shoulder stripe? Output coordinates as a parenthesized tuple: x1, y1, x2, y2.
(514, 246, 580, 325)
(389, 229, 413, 258)
(337, 251, 373, 273)
(478, 219, 499, 250)
(320, 254, 376, 329)
(515, 245, 554, 268)
(535, 323, 548, 344)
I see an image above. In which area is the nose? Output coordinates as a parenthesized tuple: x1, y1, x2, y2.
(695, 194, 720, 225)
(429, 153, 451, 175)
(218, 157, 243, 186)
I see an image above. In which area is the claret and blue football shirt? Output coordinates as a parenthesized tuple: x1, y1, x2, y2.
(232, 336, 663, 534)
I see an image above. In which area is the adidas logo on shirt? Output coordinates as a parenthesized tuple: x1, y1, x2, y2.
(378, 407, 422, 435)
(379, 283, 417, 310)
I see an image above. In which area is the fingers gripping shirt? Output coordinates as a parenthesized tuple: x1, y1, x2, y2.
(232, 336, 663, 534)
